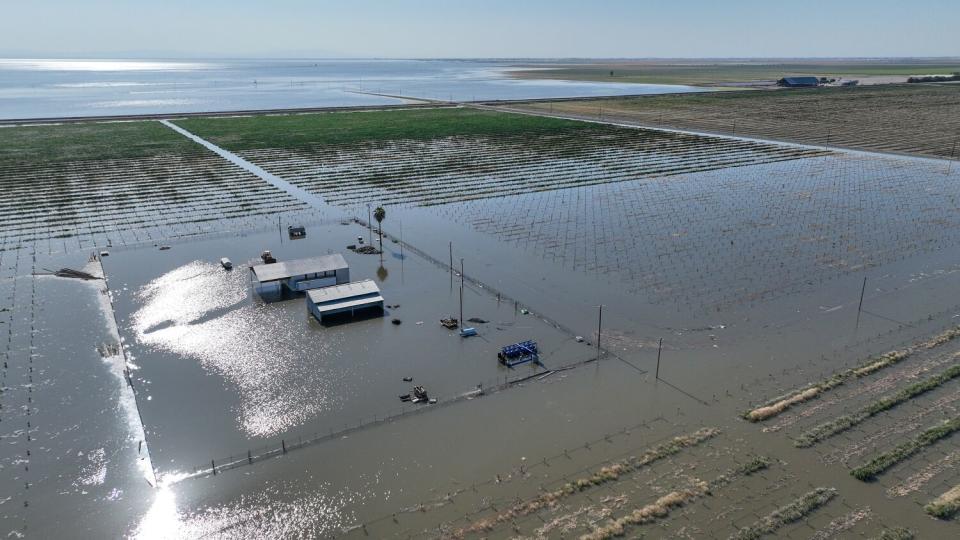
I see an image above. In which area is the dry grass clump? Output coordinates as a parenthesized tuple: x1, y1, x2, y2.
(580, 457, 771, 540)
(809, 507, 872, 540)
(747, 387, 822, 422)
(924, 484, 960, 519)
(452, 427, 720, 538)
(851, 416, 960, 481)
(745, 326, 960, 422)
(729, 487, 836, 540)
(851, 350, 913, 378)
(919, 326, 960, 349)
(579, 481, 709, 540)
(795, 363, 960, 447)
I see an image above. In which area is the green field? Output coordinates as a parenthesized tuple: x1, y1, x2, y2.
(174, 107, 595, 150)
(0, 121, 203, 167)
(510, 61, 960, 86)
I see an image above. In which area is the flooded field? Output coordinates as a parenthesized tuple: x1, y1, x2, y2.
(180, 108, 960, 309)
(2, 105, 959, 538)
(0, 121, 310, 250)
(104, 224, 585, 475)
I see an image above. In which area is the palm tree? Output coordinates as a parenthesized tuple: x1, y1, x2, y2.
(374, 206, 386, 252)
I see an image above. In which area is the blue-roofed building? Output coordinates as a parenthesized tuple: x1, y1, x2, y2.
(777, 77, 820, 88)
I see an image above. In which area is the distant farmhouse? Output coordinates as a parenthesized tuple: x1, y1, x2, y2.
(777, 76, 820, 88)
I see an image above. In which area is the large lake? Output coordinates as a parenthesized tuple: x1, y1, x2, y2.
(0, 58, 702, 120)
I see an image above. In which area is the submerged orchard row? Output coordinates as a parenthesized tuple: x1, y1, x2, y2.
(177, 106, 960, 308)
(441, 151, 960, 307)
(0, 121, 308, 248)
(230, 124, 829, 207)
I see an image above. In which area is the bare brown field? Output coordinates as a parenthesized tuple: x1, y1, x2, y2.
(500, 85, 960, 159)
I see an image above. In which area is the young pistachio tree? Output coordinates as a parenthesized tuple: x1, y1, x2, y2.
(374, 206, 386, 253)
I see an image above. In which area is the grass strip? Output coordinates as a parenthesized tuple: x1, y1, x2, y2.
(744, 326, 960, 422)
(580, 457, 771, 540)
(851, 417, 960, 481)
(870, 527, 914, 540)
(175, 107, 598, 151)
(728, 487, 836, 540)
(453, 427, 720, 537)
(795, 363, 960, 447)
(0, 121, 205, 166)
(924, 484, 960, 519)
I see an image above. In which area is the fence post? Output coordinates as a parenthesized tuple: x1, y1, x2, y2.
(282, 439, 287, 454)
(211, 459, 216, 475)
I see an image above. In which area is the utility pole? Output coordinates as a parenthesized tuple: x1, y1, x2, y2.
(459, 258, 465, 324)
(596, 305, 603, 362)
(948, 136, 958, 174)
(367, 204, 372, 245)
(656, 337, 663, 380)
(855, 276, 867, 332)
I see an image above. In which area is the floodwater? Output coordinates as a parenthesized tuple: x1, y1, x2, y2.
(0, 251, 154, 538)
(3, 117, 960, 537)
(0, 59, 702, 120)
(104, 224, 583, 472)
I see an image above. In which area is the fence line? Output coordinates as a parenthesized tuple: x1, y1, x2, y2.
(176, 215, 630, 480)
(182, 351, 602, 481)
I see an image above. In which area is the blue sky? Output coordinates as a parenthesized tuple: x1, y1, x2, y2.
(2, 0, 957, 58)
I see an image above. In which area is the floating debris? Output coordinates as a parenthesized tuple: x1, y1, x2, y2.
(40, 268, 100, 280)
(440, 317, 459, 329)
(96, 342, 122, 358)
(349, 244, 380, 255)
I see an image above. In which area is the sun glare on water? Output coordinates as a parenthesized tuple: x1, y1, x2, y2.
(0, 59, 213, 72)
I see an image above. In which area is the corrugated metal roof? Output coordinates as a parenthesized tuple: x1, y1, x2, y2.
(306, 279, 380, 304)
(251, 253, 348, 282)
(313, 295, 385, 315)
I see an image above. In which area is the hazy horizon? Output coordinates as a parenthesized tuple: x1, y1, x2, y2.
(3, 55, 960, 61)
(2, 0, 957, 59)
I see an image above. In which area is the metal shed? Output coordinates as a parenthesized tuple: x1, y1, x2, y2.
(777, 77, 820, 88)
(306, 279, 384, 322)
(250, 253, 349, 292)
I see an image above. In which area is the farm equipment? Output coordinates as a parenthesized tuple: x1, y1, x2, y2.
(498, 340, 540, 367)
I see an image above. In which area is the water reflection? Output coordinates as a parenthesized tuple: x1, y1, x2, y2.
(131, 261, 346, 437)
(134, 480, 356, 539)
(0, 59, 213, 72)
